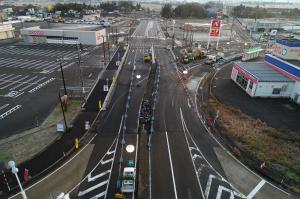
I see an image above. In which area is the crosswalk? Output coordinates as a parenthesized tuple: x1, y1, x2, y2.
(0, 73, 55, 98)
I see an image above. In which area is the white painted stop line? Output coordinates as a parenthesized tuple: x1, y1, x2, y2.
(246, 180, 266, 199)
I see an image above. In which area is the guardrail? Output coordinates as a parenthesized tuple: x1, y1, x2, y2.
(101, 45, 130, 111)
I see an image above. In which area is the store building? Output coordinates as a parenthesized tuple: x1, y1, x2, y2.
(20, 27, 106, 45)
(0, 24, 15, 40)
(272, 36, 300, 60)
(231, 54, 300, 104)
(242, 46, 263, 61)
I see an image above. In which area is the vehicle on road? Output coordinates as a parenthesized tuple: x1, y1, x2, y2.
(144, 49, 152, 62)
(121, 167, 136, 193)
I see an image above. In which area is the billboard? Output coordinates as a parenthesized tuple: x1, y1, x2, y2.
(210, 19, 221, 37)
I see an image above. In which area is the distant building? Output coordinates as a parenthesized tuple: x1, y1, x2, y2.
(0, 24, 15, 40)
(2, 8, 13, 14)
(20, 26, 106, 45)
(272, 36, 300, 60)
(244, 19, 281, 32)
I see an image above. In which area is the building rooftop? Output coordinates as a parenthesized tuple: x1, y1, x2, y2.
(235, 61, 294, 82)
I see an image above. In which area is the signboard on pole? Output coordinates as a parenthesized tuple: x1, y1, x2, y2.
(210, 19, 221, 37)
(103, 85, 109, 91)
(57, 123, 64, 132)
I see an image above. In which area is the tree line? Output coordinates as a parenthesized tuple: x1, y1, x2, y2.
(52, 2, 141, 13)
(161, 3, 208, 19)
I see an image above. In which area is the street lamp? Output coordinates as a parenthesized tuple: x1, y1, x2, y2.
(136, 74, 141, 79)
(183, 70, 188, 75)
(8, 160, 27, 199)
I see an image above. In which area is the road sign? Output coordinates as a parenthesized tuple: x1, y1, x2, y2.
(57, 123, 64, 132)
(103, 85, 109, 91)
(210, 19, 221, 37)
(85, 121, 90, 130)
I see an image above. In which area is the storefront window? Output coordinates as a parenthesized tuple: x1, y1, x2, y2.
(236, 72, 248, 89)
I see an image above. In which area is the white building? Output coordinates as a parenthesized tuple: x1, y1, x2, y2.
(0, 24, 15, 40)
(231, 54, 300, 104)
(20, 27, 106, 45)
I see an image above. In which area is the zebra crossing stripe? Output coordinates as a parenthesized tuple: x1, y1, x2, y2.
(17, 76, 39, 91)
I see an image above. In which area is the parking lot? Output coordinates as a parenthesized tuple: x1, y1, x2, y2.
(0, 43, 101, 138)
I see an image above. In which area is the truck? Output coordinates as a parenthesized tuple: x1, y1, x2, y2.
(121, 167, 136, 193)
(144, 49, 152, 62)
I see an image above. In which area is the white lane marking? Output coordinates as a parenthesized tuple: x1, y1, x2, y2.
(204, 174, 214, 198)
(165, 132, 178, 199)
(88, 73, 93, 78)
(0, 75, 22, 87)
(90, 191, 106, 199)
(77, 180, 108, 197)
(87, 170, 110, 182)
(179, 108, 205, 198)
(100, 158, 113, 165)
(0, 104, 9, 111)
(187, 98, 191, 108)
(132, 134, 139, 199)
(0, 105, 22, 120)
(246, 180, 266, 199)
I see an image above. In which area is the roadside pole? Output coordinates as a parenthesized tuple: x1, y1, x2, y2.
(59, 61, 67, 96)
(216, 20, 222, 50)
(207, 19, 213, 53)
(102, 35, 106, 64)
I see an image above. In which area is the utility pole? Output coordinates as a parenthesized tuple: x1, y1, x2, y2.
(59, 61, 67, 95)
(102, 35, 106, 64)
(76, 42, 85, 102)
(115, 27, 118, 45)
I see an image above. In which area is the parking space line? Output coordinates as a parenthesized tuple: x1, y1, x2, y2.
(0, 105, 22, 120)
(19, 77, 46, 91)
(0, 75, 30, 89)
(11, 76, 38, 91)
(0, 104, 9, 111)
(0, 75, 22, 87)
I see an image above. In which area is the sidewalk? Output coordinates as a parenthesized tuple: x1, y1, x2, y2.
(0, 44, 126, 199)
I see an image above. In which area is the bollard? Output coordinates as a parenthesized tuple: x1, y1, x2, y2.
(75, 138, 79, 149)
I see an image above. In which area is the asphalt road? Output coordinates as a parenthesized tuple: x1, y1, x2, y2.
(10, 19, 293, 199)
